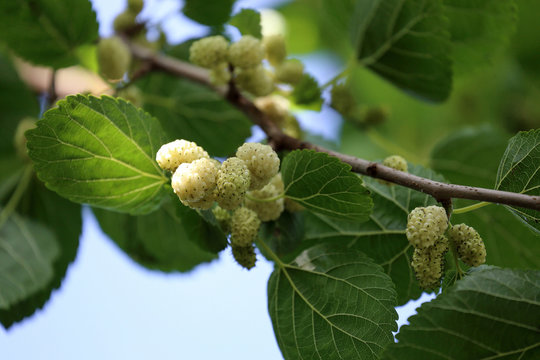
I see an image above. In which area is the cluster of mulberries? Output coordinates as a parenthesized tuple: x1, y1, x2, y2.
(406, 206, 449, 289)
(448, 224, 486, 267)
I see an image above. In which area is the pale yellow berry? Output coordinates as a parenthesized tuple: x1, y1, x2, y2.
(245, 174, 285, 221)
(448, 224, 486, 267)
(275, 59, 304, 85)
(263, 34, 286, 66)
(235, 65, 274, 97)
(230, 207, 261, 247)
(406, 206, 448, 249)
(228, 35, 264, 69)
(97, 36, 131, 81)
(216, 157, 251, 210)
(254, 95, 289, 127)
(236, 143, 280, 190)
(209, 62, 231, 86)
(189, 36, 229, 68)
(411, 235, 448, 289)
(383, 155, 408, 172)
(172, 158, 219, 203)
(156, 139, 209, 172)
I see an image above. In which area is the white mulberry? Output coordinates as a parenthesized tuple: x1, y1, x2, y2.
(171, 158, 219, 203)
(228, 35, 264, 69)
(156, 139, 209, 172)
(448, 224, 486, 267)
(235, 65, 274, 97)
(230, 207, 261, 247)
(216, 157, 251, 210)
(245, 174, 285, 221)
(189, 36, 229, 68)
(275, 59, 304, 85)
(383, 155, 408, 172)
(411, 235, 449, 289)
(97, 36, 131, 81)
(406, 206, 448, 249)
(263, 34, 286, 66)
(236, 143, 280, 190)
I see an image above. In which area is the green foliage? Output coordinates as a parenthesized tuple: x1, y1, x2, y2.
(136, 73, 252, 156)
(0, 212, 58, 310)
(281, 150, 373, 221)
(496, 129, 540, 234)
(352, 0, 452, 102)
(229, 9, 262, 39)
(0, 0, 98, 68)
(183, 0, 236, 27)
(267, 242, 398, 360)
(26, 95, 169, 215)
(382, 267, 540, 360)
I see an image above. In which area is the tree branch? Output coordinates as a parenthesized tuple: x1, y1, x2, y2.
(129, 43, 540, 212)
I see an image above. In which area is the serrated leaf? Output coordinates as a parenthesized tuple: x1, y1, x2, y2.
(452, 202, 540, 268)
(93, 197, 222, 272)
(0, 182, 81, 328)
(0, 212, 59, 310)
(352, 0, 452, 102)
(26, 95, 168, 215)
(303, 164, 447, 305)
(382, 267, 540, 360)
(268, 243, 398, 360)
(136, 73, 251, 157)
(183, 0, 236, 26)
(281, 150, 373, 221)
(229, 9, 262, 39)
(495, 129, 540, 234)
(443, 0, 518, 74)
(259, 211, 305, 262)
(0, 0, 99, 68)
(430, 125, 510, 188)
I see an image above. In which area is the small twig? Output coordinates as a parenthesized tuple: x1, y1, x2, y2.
(46, 70, 57, 108)
(128, 44, 540, 212)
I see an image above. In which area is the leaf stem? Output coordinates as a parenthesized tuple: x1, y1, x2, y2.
(256, 237, 284, 267)
(452, 201, 491, 215)
(245, 192, 285, 203)
(0, 165, 33, 229)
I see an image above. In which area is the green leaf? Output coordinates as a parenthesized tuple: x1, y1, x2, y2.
(291, 73, 323, 107)
(93, 197, 222, 272)
(183, 0, 236, 26)
(0, 49, 40, 154)
(136, 73, 252, 157)
(229, 9, 262, 38)
(443, 0, 518, 74)
(26, 95, 168, 215)
(382, 267, 540, 360)
(281, 150, 373, 221)
(267, 242, 398, 360)
(303, 164, 447, 305)
(0, 212, 59, 310)
(430, 125, 510, 188)
(0, 0, 99, 68)
(259, 211, 305, 262)
(452, 203, 540, 269)
(0, 182, 81, 329)
(352, 0, 452, 102)
(495, 129, 540, 234)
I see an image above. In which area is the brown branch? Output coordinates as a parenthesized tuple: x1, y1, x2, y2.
(129, 43, 540, 212)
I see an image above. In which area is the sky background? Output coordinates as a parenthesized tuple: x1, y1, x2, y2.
(0, 1, 434, 359)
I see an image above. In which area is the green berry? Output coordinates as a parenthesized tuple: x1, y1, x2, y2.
(228, 35, 264, 69)
(448, 224, 486, 267)
(230, 207, 261, 247)
(383, 155, 408, 172)
(235, 65, 274, 97)
(236, 143, 280, 190)
(209, 62, 231, 86)
(245, 174, 285, 221)
(156, 139, 209, 172)
(97, 36, 132, 81)
(263, 34, 286, 66)
(411, 235, 448, 289)
(127, 0, 144, 14)
(13, 117, 37, 160)
(113, 10, 137, 32)
(189, 36, 229, 68)
(275, 59, 304, 85)
(330, 83, 356, 117)
(231, 244, 257, 270)
(212, 205, 231, 232)
(216, 157, 251, 210)
(172, 158, 219, 203)
(406, 206, 448, 249)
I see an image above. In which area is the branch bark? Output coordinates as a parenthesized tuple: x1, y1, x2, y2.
(129, 43, 540, 212)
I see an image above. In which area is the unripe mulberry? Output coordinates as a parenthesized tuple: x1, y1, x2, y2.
(230, 207, 261, 247)
(232, 244, 257, 270)
(128, 0, 144, 14)
(245, 174, 285, 221)
(97, 36, 132, 81)
(411, 235, 448, 289)
(216, 157, 251, 210)
(254, 95, 289, 127)
(228, 35, 264, 69)
(156, 139, 209, 172)
(275, 59, 304, 85)
(172, 158, 219, 203)
(263, 34, 286, 66)
(330, 83, 356, 117)
(212, 205, 231, 232)
(406, 206, 448, 249)
(209, 62, 231, 86)
(189, 36, 229, 68)
(113, 10, 137, 32)
(383, 155, 408, 172)
(448, 224, 486, 267)
(235, 65, 274, 97)
(236, 143, 280, 190)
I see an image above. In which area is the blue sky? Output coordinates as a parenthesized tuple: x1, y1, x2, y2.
(0, 1, 434, 359)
